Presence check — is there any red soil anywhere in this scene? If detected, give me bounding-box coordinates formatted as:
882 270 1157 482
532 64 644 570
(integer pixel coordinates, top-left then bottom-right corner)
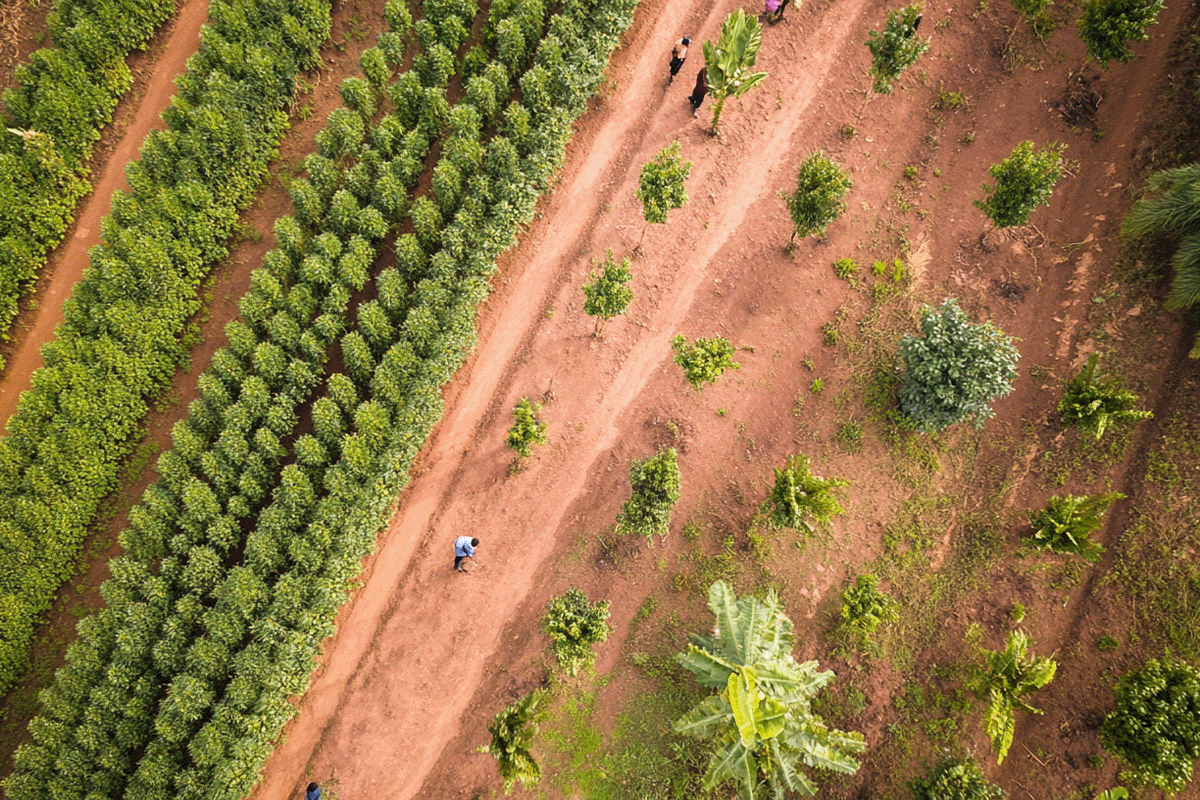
249 0 1195 799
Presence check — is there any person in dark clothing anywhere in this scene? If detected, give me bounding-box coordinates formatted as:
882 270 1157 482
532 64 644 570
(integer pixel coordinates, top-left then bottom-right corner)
305 783 321 800
908 13 923 34
688 66 708 116
668 37 690 83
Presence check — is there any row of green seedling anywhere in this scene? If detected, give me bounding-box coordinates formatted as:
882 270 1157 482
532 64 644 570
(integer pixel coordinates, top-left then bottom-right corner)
0 0 333 698
6 0 637 797
0 0 179 349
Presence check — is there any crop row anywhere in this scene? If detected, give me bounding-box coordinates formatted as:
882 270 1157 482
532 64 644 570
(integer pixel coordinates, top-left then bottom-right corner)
6 0 637 796
0 0 179 349
0 0 332 698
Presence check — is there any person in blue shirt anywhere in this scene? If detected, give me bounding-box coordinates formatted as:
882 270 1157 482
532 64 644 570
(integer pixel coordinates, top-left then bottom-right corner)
305 782 321 800
454 536 480 573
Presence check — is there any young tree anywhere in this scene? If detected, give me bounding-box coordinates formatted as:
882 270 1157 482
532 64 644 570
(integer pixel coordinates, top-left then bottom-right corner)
505 398 547 458
899 299 1020 432
1025 492 1125 562
1012 0 1055 37
1123 163 1200 357
702 9 768 137
975 141 1066 228
865 4 929 96
479 690 548 794
762 454 850 533
671 335 739 390
635 141 691 248
674 581 865 799
1058 353 1152 438
1078 0 1163 69
974 629 1057 764
911 758 1006 800
542 589 611 676
616 448 681 538
582 251 634 336
782 151 852 248
1101 659 1200 794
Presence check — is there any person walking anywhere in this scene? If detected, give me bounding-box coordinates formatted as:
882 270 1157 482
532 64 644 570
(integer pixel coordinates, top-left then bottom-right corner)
765 0 791 24
305 783 321 800
454 536 480 573
688 66 708 116
668 37 690 83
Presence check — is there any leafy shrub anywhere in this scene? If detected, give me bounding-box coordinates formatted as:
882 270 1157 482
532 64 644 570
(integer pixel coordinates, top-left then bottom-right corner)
505 398 547 458
582 250 633 335
479 689 548 793
839 573 897 635
975 141 1066 228
911 758 1006 800
973 629 1057 763
899 298 1019 432
1101 659 1200 794
1059 353 1152 438
671 334 739 390
1012 0 1055 35
836 420 863 452
617 448 681 538
635 140 691 226
865 4 929 94
542 588 611 675
762 454 849 532
1025 492 1124 562
1078 0 1164 68
782 151 852 244
833 257 858 280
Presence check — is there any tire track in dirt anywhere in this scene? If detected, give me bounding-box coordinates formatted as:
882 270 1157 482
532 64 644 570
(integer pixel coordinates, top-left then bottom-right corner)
248 0 877 797
0 0 209 429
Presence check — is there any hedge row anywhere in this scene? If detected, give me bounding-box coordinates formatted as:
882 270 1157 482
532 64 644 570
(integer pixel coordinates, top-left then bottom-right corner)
6 0 637 796
0 0 331 698
0 0 179 348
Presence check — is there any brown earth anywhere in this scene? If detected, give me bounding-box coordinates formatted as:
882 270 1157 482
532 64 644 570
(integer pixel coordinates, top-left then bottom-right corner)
1 0 1196 796
245 1 1197 799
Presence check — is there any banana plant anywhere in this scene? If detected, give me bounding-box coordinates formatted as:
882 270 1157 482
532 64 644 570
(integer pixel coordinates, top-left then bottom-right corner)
702 10 768 137
974 629 1057 763
674 581 864 799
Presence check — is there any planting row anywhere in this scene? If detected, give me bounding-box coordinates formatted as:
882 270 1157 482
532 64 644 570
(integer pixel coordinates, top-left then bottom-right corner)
0 0 332 697
0 0 178 348
7 0 637 797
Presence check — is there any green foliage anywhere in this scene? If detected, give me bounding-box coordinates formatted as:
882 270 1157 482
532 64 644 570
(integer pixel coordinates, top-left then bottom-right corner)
582 250 633 334
702 9 768 136
1078 0 1163 68
782 151 852 243
865 4 930 94
617 448 681 538
1012 0 1055 35
7 0 643 797
911 758 1006 800
899 298 1020 432
674 581 865 799
973 629 1057 763
839 573 897 635
506 398 548 458
975 141 1066 228
671 334 739 390
480 689 549 793
1101 659 1200 794
1122 163 1200 357
762 454 850 533
1026 492 1124 562
1059 354 1152 438
543 588 611 676
635 140 691 226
